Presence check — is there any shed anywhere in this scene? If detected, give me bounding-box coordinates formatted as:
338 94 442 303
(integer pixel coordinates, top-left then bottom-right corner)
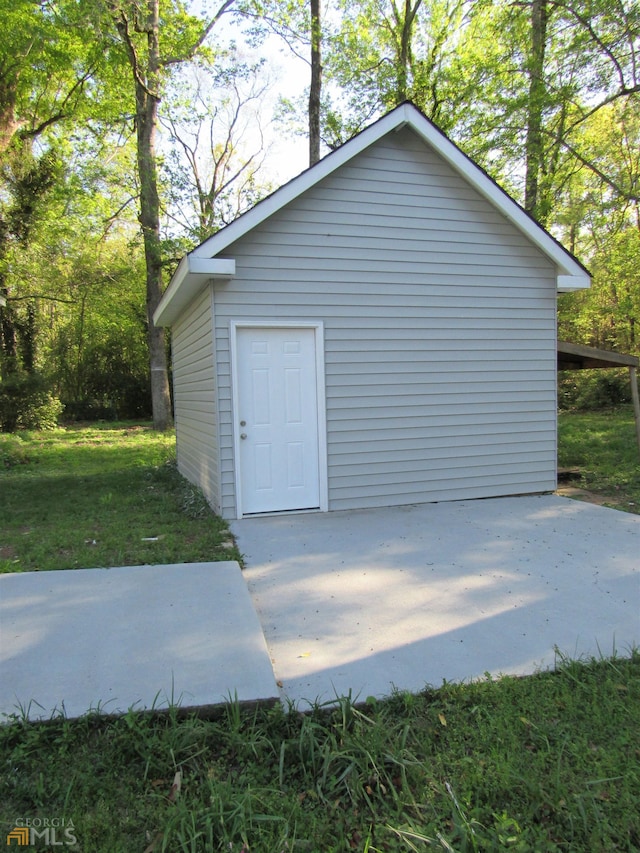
154 102 590 520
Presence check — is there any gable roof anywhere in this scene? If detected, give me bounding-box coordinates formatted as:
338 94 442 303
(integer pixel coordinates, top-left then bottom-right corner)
155 101 591 327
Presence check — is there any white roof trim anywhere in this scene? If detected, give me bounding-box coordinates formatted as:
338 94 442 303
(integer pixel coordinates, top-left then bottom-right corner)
153 257 235 327
191 108 410 261
557 274 591 292
156 102 590 325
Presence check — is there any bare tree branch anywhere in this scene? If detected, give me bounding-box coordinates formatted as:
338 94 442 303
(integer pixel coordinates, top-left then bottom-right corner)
16 68 95 142
547 0 632 92
163 0 237 66
563 85 640 138
6 294 76 304
106 2 157 99
546 130 640 201
233 7 311 65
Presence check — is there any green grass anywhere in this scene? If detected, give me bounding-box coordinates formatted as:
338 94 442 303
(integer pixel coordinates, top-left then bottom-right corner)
1 654 639 851
0 423 240 572
1 416 639 850
558 405 640 513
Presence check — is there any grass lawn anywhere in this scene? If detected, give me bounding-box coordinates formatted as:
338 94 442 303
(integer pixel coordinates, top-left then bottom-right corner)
1 414 639 851
1 657 638 851
0 423 241 572
558 405 640 513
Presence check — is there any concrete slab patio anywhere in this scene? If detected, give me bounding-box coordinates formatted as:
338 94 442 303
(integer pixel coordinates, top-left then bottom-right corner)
0 562 278 721
1 495 638 722
232 495 639 708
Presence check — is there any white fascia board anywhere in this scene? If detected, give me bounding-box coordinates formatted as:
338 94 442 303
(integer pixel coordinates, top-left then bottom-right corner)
557 274 591 292
191 108 410 261
401 108 591 285
190 102 589 289
153 256 235 327
188 257 235 277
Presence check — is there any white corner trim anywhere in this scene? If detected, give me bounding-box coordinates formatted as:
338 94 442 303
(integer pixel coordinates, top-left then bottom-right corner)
189 257 235 277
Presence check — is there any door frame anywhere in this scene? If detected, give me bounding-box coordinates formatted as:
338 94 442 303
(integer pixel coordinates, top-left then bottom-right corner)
230 320 328 518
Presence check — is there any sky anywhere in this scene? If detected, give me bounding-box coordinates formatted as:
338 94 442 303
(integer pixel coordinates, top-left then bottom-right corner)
214 13 312 186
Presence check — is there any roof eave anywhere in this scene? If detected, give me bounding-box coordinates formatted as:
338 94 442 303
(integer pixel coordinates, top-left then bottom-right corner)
153 257 235 327
191 103 590 289
557 274 591 292
159 102 591 322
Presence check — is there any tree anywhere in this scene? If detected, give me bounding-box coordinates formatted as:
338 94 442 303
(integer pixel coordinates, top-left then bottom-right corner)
104 0 236 430
44 238 150 419
161 58 273 243
557 100 640 356
523 0 549 218
457 0 639 224
0 0 104 390
309 0 322 164
237 0 325 166
320 0 467 146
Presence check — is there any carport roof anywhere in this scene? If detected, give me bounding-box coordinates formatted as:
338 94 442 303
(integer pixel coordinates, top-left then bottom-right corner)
558 340 639 370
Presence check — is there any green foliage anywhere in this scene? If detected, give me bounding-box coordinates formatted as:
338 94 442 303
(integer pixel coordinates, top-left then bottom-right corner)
61 337 151 421
328 0 468 131
0 432 29 467
0 371 63 432
8 233 151 421
1 655 638 851
558 369 635 411
559 223 640 358
0 0 140 403
0 0 638 440
557 406 640 509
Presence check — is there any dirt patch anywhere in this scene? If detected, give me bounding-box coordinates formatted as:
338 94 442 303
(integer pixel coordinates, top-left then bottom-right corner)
555 486 633 510
0 545 17 560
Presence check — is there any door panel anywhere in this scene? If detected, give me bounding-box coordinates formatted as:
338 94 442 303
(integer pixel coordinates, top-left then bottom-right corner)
236 327 320 514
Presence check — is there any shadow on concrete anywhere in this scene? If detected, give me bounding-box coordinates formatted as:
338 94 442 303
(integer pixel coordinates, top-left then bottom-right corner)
233 495 639 707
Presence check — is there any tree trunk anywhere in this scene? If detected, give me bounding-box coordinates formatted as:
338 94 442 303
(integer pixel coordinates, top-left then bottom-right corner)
309 0 322 166
139 0 172 430
0 286 18 379
116 0 172 430
524 0 548 223
137 76 172 430
392 0 423 104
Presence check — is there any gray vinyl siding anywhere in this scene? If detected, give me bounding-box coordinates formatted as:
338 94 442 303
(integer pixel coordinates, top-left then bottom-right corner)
211 127 558 517
171 287 221 512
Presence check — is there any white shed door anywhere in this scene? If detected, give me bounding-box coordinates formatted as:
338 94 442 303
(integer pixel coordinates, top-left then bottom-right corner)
236 326 320 515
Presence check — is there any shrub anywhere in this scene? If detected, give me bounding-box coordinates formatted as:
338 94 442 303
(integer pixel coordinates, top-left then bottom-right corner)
0 433 29 466
0 372 63 432
60 339 152 422
558 369 634 411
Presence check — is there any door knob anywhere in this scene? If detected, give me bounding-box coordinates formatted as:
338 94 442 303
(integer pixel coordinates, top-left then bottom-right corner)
240 433 247 440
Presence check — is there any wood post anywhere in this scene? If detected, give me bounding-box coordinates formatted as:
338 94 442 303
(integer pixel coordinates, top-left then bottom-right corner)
630 365 640 457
